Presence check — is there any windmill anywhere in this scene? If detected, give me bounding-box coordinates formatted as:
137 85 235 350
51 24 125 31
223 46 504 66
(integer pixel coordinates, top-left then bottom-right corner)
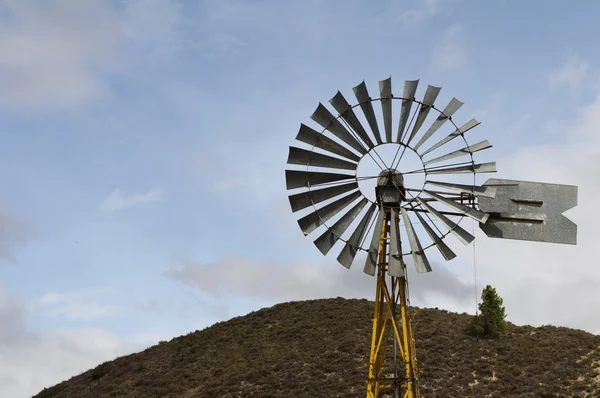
284 77 577 398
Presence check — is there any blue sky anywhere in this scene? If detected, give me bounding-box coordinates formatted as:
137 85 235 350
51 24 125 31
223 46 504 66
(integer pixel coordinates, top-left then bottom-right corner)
1 0 599 396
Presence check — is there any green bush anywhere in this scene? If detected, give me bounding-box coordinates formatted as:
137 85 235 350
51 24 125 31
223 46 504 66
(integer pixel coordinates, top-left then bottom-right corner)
469 285 507 338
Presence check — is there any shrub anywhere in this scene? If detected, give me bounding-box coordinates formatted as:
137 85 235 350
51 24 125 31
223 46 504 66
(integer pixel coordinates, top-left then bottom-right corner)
469 285 507 338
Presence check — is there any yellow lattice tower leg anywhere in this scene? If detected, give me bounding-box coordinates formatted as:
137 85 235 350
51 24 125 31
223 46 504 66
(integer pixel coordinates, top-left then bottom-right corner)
366 210 420 398
398 275 419 397
367 211 388 398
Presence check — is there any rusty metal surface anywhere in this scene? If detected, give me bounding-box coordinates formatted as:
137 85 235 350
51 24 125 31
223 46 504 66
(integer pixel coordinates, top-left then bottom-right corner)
478 179 578 245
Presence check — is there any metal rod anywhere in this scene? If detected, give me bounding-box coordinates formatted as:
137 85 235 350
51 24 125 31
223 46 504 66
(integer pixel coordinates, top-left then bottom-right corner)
394 103 420 168
392 273 399 398
406 187 475 197
403 160 473 175
391 101 420 170
339 116 387 171
404 189 447 236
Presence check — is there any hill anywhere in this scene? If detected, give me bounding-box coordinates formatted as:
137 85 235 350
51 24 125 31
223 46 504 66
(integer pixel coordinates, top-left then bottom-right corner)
35 298 600 397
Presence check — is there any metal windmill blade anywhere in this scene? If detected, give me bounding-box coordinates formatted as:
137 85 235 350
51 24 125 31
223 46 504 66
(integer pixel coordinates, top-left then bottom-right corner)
422 190 489 223
388 208 405 277
337 203 377 268
417 198 476 245
412 98 464 151
420 118 480 156
285 170 355 190
401 208 432 273
414 211 456 260
353 81 383 145
423 140 492 166
364 206 385 276
426 180 497 198
314 198 368 255
288 182 358 212
426 162 497 175
396 80 418 142
404 85 441 146
295 124 361 162
297 190 362 236
329 92 375 149
379 77 393 142
311 103 367 155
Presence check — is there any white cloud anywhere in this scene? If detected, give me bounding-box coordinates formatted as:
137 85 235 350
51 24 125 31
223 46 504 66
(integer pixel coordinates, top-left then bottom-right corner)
430 25 467 71
39 288 122 321
397 0 456 26
135 298 161 313
0 0 121 110
202 32 246 59
2 327 134 398
166 256 475 313
100 187 163 212
0 284 139 397
0 0 184 110
122 0 184 60
548 55 588 90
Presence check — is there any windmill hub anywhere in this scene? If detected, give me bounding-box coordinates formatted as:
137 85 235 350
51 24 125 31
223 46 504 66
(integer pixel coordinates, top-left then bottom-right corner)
355 143 424 203
376 168 406 206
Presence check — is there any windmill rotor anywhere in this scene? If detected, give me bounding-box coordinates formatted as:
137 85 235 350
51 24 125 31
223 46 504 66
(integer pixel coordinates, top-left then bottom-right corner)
286 77 497 271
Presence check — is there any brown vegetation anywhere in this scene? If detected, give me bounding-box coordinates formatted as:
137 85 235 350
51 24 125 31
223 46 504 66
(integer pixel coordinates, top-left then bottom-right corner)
35 298 600 397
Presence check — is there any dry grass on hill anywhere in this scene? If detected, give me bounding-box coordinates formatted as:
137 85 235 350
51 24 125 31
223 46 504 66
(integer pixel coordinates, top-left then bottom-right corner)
35 298 600 397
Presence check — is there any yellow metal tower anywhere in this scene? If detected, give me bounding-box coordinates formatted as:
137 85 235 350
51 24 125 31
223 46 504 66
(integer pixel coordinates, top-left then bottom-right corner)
366 210 419 398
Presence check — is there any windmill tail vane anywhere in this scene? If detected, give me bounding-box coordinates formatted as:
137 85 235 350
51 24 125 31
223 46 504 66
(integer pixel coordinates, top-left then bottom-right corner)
284 76 578 398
